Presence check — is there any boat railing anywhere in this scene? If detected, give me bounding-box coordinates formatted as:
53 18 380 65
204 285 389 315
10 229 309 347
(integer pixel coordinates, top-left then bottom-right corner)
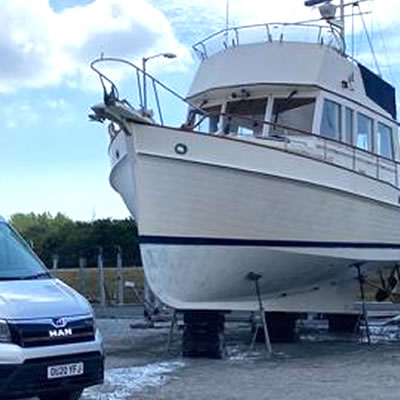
90 57 399 189
205 111 399 188
90 57 205 127
192 22 344 60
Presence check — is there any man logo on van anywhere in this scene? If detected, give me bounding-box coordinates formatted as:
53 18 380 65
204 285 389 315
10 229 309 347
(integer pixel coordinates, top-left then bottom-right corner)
52 317 68 328
49 328 73 338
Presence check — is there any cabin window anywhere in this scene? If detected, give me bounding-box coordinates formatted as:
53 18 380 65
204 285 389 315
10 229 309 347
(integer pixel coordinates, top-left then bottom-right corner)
320 99 341 140
271 97 315 135
356 113 373 151
344 107 353 144
376 122 394 159
189 105 221 134
224 98 268 136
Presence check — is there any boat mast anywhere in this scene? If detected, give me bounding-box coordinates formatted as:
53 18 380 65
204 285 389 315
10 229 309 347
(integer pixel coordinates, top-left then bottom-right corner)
226 0 230 32
224 0 230 46
340 0 345 43
305 0 346 52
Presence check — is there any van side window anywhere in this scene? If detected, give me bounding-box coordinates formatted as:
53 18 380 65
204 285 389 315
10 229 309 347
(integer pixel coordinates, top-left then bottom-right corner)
321 99 341 140
344 107 353 145
377 122 394 159
0 223 45 278
357 113 373 151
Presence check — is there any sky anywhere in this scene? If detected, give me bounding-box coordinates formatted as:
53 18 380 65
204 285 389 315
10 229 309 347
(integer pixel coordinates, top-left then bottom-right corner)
1 0 400 221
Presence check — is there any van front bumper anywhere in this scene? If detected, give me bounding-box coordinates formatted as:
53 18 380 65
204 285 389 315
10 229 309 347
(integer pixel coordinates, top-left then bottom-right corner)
0 350 104 399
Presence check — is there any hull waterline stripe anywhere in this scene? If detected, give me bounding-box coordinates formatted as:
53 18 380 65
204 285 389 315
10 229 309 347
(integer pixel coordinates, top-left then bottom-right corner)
139 236 400 249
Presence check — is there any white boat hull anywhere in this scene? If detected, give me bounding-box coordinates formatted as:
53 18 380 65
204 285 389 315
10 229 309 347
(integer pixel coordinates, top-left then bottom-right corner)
109 123 400 312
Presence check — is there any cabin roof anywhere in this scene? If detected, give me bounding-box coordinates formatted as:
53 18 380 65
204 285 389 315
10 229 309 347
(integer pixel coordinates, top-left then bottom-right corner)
187 40 395 121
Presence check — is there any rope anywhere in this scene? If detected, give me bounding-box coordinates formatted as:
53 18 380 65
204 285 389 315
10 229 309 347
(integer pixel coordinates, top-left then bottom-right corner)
358 3 382 77
371 0 398 87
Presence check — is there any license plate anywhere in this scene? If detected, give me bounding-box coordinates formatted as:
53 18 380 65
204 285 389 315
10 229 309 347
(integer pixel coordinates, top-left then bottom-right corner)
47 362 84 379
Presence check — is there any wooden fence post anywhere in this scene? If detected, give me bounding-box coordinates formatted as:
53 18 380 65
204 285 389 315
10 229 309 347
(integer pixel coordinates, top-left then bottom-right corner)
78 256 87 297
97 247 106 306
52 254 59 270
115 246 124 305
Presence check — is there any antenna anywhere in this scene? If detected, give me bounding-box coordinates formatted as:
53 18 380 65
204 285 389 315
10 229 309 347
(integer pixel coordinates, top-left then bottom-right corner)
305 0 344 51
224 0 230 46
226 0 230 32
357 2 382 76
340 0 345 38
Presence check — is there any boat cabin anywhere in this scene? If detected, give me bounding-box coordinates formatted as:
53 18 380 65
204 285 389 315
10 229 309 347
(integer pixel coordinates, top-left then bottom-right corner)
189 85 397 160
185 23 399 180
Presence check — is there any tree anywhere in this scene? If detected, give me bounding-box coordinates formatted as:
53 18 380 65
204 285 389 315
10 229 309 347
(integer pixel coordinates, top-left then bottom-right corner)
9 213 141 268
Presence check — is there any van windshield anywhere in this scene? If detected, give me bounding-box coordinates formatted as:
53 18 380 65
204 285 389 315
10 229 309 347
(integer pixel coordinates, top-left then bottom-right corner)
0 222 49 280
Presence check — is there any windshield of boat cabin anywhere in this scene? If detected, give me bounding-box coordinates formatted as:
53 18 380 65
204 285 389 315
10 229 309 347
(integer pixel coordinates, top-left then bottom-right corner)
193 105 222 134
224 98 268 136
0 222 48 280
271 97 315 135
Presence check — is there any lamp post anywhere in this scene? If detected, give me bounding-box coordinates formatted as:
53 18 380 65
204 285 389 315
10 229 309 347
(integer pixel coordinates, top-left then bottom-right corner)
142 52 177 111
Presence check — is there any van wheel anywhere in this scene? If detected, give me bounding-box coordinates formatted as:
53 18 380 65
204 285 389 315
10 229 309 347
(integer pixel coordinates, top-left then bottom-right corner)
39 389 83 400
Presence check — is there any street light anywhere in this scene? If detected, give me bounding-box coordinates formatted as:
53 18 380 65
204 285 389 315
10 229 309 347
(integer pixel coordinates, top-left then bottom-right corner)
142 52 177 111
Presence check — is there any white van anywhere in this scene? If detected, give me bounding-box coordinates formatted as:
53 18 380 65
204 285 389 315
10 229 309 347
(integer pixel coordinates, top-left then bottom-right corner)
0 216 104 400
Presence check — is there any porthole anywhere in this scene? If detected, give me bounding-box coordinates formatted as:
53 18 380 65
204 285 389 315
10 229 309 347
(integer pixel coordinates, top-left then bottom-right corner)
175 143 188 155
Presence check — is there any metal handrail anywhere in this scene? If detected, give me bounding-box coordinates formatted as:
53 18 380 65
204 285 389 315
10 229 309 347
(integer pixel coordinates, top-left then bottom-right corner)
192 21 344 60
205 110 389 160
203 111 399 186
90 57 206 124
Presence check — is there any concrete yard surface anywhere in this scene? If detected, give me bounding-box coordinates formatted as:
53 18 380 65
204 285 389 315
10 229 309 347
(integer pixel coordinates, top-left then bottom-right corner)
70 319 400 400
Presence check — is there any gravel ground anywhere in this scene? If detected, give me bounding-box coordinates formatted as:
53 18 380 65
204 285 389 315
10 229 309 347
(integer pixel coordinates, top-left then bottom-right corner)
73 318 400 400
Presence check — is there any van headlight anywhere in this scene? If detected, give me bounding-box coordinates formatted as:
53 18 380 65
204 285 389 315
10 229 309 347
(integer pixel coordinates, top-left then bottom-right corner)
0 319 11 343
82 317 96 334
86 304 97 332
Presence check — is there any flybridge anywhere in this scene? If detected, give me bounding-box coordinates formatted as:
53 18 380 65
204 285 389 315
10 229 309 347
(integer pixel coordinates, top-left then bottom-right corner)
193 0 371 61
192 22 344 61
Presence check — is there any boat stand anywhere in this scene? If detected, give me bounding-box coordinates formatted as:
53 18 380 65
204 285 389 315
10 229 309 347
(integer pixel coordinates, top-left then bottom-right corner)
182 311 226 358
167 310 226 358
353 263 371 344
247 272 272 356
165 309 178 354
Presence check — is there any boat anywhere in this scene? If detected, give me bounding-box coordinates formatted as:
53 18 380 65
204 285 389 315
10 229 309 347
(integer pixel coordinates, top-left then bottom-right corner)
90 0 400 315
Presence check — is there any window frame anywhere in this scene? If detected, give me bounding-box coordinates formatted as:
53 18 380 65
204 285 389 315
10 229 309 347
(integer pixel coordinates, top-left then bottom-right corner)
224 97 269 137
376 121 394 160
320 98 342 140
270 96 316 135
356 112 373 152
344 107 354 145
